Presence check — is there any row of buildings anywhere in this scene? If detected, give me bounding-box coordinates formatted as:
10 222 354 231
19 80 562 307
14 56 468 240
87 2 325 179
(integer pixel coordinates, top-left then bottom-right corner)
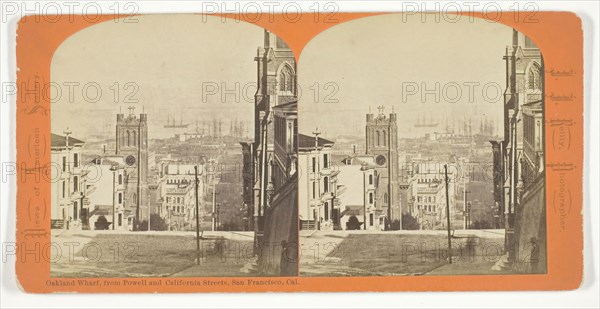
50 111 222 232
297 110 460 232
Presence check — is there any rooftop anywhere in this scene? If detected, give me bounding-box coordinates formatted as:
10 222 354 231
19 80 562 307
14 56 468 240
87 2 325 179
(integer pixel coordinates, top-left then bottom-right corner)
51 133 85 149
298 133 334 150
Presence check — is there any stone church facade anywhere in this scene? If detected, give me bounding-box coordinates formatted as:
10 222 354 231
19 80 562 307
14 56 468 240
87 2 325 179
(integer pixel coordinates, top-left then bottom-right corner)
115 110 149 230
365 107 400 229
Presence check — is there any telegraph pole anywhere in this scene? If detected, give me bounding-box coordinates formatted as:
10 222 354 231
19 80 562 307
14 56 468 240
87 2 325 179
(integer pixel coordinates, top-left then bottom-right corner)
444 164 452 264
211 160 217 232
194 165 200 265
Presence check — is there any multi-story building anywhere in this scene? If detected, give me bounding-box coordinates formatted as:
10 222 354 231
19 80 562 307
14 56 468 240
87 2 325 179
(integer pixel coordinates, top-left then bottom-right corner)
297 132 338 230
491 29 545 273
157 163 203 231
86 156 127 230
240 29 297 251
401 162 455 230
336 157 380 230
260 100 298 276
50 132 87 230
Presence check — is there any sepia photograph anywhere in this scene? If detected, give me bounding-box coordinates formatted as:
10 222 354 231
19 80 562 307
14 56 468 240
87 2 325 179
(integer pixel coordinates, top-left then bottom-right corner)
297 15 546 276
49 14 298 278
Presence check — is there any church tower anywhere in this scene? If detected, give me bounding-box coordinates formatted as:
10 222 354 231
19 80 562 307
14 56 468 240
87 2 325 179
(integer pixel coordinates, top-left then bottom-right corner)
115 107 148 229
365 106 400 229
242 30 296 250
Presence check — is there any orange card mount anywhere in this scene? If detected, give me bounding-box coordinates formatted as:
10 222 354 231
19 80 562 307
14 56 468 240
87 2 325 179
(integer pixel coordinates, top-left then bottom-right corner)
15 11 582 293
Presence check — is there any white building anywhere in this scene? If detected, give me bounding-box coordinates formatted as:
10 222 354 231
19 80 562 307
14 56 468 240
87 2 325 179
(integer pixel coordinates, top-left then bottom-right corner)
298 133 338 230
50 133 86 230
157 163 205 231
86 156 128 230
407 162 455 229
336 157 381 230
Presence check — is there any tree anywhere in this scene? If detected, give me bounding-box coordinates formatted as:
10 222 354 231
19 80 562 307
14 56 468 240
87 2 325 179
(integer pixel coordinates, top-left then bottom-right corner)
401 213 420 230
149 214 168 231
138 214 168 231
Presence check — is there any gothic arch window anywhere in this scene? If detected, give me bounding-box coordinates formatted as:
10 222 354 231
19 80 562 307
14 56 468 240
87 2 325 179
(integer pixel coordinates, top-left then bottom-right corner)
132 130 137 147
528 62 542 91
127 130 131 147
376 131 381 147
278 63 295 93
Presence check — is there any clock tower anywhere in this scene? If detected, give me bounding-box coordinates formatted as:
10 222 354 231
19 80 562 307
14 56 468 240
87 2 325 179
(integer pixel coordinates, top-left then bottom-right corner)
116 107 148 229
365 106 400 229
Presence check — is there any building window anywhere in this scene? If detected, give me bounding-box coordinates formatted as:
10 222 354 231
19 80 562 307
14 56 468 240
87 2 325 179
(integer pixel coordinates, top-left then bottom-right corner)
73 153 79 168
62 156 67 172
369 192 374 204
383 131 387 146
118 174 123 185
312 182 316 199
376 131 381 146
369 213 374 226
323 154 329 168
61 181 65 198
278 64 295 93
118 192 122 204
73 176 79 192
118 214 122 226
323 177 329 193
287 122 293 152
369 174 373 185
312 157 316 173
324 202 329 221
127 131 131 147
528 63 542 90
384 193 388 204
132 130 137 147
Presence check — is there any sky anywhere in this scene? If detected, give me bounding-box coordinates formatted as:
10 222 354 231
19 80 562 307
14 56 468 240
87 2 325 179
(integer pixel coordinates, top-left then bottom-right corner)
51 14 264 140
297 14 515 139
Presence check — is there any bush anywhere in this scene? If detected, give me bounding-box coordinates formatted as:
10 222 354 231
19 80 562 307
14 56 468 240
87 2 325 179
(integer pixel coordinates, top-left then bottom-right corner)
401 213 420 230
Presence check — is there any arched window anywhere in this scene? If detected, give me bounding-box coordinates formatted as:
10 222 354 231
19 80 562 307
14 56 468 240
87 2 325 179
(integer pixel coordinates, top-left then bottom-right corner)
127 131 131 147
323 176 329 193
528 62 542 91
118 174 122 185
376 131 381 146
382 131 387 146
369 192 374 204
369 174 373 185
132 130 137 147
278 64 295 93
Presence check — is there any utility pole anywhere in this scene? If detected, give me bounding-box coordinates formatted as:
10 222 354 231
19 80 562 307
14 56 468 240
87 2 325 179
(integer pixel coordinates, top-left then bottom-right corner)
195 165 200 265
211 160 217 232
444 164 452 264
110 165 118 230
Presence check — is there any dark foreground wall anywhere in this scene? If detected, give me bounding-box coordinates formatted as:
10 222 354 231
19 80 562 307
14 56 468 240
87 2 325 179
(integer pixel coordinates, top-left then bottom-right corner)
513 171 547 274
259 174 298 276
